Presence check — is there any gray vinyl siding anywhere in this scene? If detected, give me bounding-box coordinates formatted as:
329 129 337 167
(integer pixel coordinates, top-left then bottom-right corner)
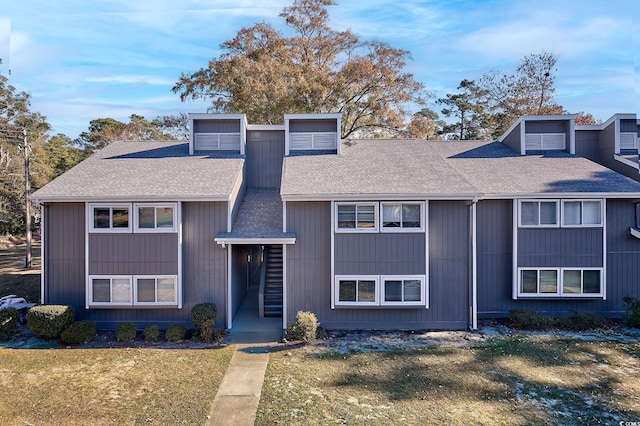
193 119 241 133
246 130 285 188
575 130 600 161
334 233 425 275
289 119 337 133
88 234 179 275
524 120 569 134
502 122 521 153
231 245 249 317
517 228 603 268
598 120 640 181
621 119 637 133
478 199 640 318
43 203 86 307
285 201 469 330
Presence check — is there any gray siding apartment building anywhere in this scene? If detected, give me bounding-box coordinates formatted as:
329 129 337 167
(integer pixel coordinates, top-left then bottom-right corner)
32 112 640 331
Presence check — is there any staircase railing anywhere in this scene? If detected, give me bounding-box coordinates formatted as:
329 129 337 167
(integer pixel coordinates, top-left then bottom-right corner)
258 247 268 318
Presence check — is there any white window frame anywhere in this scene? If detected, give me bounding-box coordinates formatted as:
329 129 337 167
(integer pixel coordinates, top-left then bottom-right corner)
518 199 559 228
88 275 179 307
517 267 603 298
133 275 178 306
560 199 604 228
88 275 133 306
380 202 425 233
335 275 379 306
335 202 379 233
88 203 132 233
133 203 178 233
380 275 426 306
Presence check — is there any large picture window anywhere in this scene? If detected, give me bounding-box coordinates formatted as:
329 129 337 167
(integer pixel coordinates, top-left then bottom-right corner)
335 275 426 307
518 268 602 297
89 204 131 232
89 275 178 307
381 202 424 232
519 199 604 228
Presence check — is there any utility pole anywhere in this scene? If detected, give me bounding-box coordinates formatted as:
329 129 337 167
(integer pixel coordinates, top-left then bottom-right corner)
23 128 32 268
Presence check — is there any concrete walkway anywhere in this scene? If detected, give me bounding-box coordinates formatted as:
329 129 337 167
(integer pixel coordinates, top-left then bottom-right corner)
207 288 282 425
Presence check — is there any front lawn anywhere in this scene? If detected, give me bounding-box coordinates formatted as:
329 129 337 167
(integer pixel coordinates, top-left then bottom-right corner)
0 346 234 425
257 335 640 425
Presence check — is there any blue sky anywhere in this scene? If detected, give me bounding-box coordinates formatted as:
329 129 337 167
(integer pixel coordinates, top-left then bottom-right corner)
1 0 638 139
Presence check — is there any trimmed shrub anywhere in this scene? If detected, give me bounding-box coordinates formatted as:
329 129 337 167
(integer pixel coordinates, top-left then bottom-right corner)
508 309 547 330
27 305 75 339
144 325 160 342
624 296 640 328
200 319 214 342
191 303 217 332
568 312 608 331
166 324 186 342
0 307 19 339
115 322 137 342
60 320 97 345
289 311 319 345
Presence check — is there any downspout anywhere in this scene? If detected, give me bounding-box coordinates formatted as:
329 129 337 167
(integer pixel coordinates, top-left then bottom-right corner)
469 197 478 330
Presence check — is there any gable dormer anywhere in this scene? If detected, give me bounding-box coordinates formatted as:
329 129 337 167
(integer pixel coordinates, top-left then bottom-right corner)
284 113 342 155
189 113 247 155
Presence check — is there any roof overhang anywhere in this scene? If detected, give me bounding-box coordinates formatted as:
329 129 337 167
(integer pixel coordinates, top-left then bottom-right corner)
214 236 297 247
281 192 640 202
30 195 231 204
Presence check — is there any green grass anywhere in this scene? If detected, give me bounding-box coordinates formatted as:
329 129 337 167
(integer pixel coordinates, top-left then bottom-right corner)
0 346 234 425
256 336 640 425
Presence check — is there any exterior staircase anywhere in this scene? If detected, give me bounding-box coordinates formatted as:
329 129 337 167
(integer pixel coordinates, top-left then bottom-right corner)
259 245 283 317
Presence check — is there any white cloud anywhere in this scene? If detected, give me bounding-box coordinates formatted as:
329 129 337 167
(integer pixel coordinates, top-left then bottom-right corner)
85 75 175 86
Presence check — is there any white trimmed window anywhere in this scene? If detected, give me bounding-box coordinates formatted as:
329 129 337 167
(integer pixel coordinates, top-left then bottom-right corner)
134 203 177 232
335 203 378 232
518 268 603 297
381 275 426 306
89 204 131 232
519 200 559 227
89 275 178 307
381 202 425 232
335 275 427 307
561 200 603 227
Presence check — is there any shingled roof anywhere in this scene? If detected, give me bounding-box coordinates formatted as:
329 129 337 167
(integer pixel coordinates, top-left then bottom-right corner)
281 140 640 200
32 141 244 202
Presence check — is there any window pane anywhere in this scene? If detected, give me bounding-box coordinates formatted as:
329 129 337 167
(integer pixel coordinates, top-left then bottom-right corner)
112 279 131 303
92 279 111 302
521 270 538 293
383 205 401 228
112 208 129 228
94 208 110 229
339 280 356 301
138 207 155 229
582 201 601 225
337 205 356 228
540 270 558 293
384 280 402 301
539 202 557 225
583 270 601 293
358 280 376 302
356 205 375 228
137 278 156 302
156 207 174 228
563 202 581 225
403 279 422 301
402 204 421 228
563 270 582 294
521 202 538 226
157 278 176 302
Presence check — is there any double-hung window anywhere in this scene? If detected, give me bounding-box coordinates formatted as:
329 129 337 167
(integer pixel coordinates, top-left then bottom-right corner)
134 203 177 232
335 275 426 307
519 200 559 227
89 275 178 307
561 200 602 227
518 268 602 297
336 203 378 232
381 202 424 232
89 204 131 232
